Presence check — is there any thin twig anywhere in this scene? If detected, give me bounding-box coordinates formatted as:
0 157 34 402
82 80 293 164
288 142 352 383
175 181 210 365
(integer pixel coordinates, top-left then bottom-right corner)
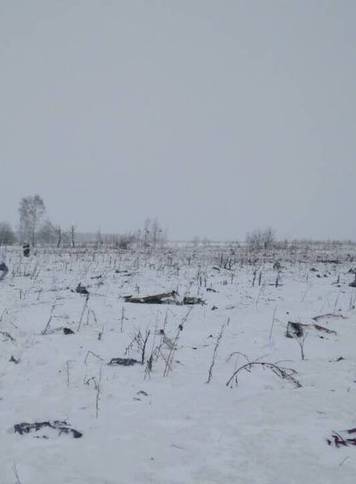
77 294 90 332
226 361 301 388
206 318 228 384
12 463 22 484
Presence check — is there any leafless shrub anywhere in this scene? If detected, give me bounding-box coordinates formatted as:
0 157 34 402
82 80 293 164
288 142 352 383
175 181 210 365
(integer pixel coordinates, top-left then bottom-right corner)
125 329 151 364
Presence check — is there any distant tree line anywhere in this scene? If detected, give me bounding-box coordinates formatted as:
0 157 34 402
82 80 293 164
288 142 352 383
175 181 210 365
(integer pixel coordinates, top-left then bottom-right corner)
0 194 285 250
0 194 167 249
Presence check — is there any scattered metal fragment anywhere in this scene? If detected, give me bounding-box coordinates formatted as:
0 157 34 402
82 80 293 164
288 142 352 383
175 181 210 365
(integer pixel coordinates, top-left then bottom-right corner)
107 357 141 366
327 428 356 448
14 420 82 439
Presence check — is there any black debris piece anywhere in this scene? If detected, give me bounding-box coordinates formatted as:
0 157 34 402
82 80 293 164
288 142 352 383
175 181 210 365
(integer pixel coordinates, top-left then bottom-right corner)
286 321 337 338
327 428 356 448
107 357 141 366
313 324 337 335
124 291 177 304
286 322 307 338
182 296 206 305
14 420 82 439
76 283 89 295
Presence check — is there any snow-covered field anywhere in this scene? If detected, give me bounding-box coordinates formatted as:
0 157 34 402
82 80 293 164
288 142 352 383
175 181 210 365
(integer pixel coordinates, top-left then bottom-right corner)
1 243 356 484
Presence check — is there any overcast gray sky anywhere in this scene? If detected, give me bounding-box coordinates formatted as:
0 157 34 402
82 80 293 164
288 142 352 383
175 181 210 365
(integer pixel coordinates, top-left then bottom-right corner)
0 1 355 240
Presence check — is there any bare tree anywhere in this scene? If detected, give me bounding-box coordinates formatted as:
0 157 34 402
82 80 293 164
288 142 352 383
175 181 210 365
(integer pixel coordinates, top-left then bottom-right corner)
70 225 76 248
151 218 161 248
37 219 58 245
0 222 17 245
246 227 276 250
18 194 46 246
56 225 62 248
143 218 151 248
37 221 51 245
141 217 166 248
95 228 103 248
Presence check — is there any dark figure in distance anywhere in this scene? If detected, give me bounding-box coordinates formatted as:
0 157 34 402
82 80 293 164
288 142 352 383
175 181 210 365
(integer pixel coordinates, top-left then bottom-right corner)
23 242 30 257
0 247 9 281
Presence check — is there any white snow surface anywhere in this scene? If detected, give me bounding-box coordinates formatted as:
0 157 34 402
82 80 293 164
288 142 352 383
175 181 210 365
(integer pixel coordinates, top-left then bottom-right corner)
1 244 356 484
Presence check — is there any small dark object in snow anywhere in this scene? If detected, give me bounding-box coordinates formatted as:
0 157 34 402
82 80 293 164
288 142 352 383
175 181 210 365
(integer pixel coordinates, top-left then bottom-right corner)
183 296 206 305
336 357 345 362
63 327 74 335
349 277 356 288
286 322 307 338
206 288 217 293
178 324 183 331
14 420 82 439
9 355 19 364
211 306 218 311
159 329 165 335
90 274 102 279
107 357 141 366
137 390 148 397
327 428 356 448
76 283 89 295
310 267 318 272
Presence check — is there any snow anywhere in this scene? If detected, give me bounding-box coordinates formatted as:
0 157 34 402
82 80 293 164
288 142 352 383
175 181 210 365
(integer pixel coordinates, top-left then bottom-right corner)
1 244 356 483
